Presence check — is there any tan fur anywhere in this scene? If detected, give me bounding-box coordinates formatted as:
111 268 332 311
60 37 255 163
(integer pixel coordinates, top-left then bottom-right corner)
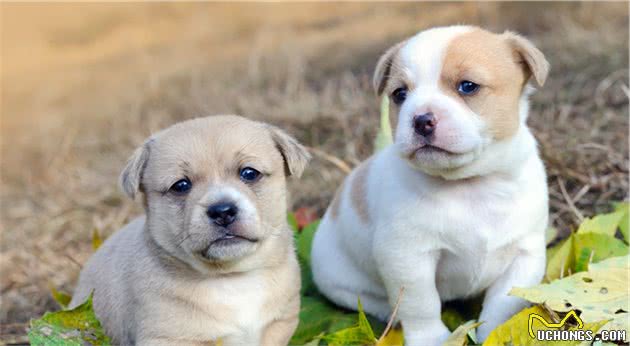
71 115 309 345
504 31 550 87
350 158 373 223
440 29 536 139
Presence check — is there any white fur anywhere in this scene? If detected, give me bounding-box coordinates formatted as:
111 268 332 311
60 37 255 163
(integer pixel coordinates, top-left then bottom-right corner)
311 26 549 345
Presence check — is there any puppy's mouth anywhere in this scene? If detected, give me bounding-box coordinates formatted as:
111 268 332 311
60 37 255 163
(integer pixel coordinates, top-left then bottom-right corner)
410 144 458 158
210 233 259 247
196 231 259 262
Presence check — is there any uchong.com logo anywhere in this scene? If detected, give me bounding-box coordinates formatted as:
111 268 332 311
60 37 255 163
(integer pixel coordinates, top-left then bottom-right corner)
528 310 626 343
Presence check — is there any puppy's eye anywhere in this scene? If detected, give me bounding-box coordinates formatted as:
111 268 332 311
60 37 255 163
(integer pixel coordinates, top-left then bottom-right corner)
457 80 480 95
240 167 261 183
391 87 408 105
170 178 192 194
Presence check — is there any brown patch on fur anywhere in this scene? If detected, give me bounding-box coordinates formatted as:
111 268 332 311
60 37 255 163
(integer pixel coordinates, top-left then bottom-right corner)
440 29 548 140
373 40 407 96
350 158 373 224
329 180 346 220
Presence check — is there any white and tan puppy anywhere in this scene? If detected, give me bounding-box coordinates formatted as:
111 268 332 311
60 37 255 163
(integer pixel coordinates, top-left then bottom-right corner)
311 26 549 345
70 115 309 346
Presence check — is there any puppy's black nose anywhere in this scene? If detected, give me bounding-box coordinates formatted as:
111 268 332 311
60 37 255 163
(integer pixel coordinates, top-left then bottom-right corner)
414 113 437 137
207 202 238 226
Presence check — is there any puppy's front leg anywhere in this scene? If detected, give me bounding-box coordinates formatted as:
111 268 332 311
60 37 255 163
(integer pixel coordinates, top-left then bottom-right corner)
375 248 449 346
477 250 545 340
261 294 300 346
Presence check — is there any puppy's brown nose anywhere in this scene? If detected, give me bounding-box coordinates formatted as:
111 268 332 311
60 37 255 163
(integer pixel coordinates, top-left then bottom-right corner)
207 202 238 227
414 113 437 137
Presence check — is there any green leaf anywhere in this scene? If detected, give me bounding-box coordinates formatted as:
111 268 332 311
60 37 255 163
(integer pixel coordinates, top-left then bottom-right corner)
49 285 72 309
577 211 625 237
613 202 629 242
28 293 111 346
545 229 628 281
443 320 482 346
323 298 376 346
290 296 356 345
297 220 320 265
511 255 630 341
288 213 299 233
572 232 628 270
545 234 576 282
357 299 376 341
374 95 393 152
294 220 321 296
442 308 467 332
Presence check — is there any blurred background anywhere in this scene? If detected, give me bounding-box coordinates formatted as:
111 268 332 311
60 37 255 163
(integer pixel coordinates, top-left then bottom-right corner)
1 2 628 343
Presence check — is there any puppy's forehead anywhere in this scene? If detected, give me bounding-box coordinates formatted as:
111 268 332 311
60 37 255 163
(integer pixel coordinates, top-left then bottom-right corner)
399 26 474 84
149 116 280 170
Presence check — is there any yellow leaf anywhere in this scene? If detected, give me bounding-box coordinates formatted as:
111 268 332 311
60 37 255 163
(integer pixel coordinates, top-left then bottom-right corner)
483 306 607 346
48 284 72 309
92 228 103 251
511 255 629 342
443 320 482 346
376 327 403 346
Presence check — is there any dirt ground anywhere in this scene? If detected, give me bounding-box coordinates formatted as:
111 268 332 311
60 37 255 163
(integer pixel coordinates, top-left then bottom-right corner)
1 2 628 343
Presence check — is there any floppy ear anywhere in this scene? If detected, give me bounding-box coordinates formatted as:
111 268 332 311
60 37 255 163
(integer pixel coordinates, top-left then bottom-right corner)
267 125 311 178
504 31 550 87
373 40 406 96
119 141 151 199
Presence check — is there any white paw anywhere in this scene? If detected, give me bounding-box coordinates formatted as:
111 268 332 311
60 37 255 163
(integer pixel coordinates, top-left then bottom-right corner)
404 322 450 346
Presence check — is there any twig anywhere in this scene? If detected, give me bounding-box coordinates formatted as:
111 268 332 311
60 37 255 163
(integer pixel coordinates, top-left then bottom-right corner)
378 286 405 342
307 146 353 174
557 177 584 223
64 254 82 268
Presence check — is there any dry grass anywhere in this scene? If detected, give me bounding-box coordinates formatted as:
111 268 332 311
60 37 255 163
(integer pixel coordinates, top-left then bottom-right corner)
1 2 628 343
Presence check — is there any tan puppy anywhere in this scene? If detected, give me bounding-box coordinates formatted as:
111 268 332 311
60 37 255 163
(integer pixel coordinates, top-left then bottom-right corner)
312 26 549 345
70 115 310 346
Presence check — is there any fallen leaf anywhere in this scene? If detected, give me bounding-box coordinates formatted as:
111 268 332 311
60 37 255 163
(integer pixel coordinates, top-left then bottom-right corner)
572 233 628 271
290 296 356 345
323 298 376 346
546 227 559 245
28 292 111 346
288 213 299 233
92 228 103 251
374 95 393 152
376 327 403 346
546 235 575 282
511 255 629 342
577 210 625 237
482 305 607 346
443 320 482 346
297 220 320 266
49 285 71 310
613 202 629 243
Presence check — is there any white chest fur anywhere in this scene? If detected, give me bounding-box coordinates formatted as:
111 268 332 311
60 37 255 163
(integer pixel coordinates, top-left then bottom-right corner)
370 144 548 297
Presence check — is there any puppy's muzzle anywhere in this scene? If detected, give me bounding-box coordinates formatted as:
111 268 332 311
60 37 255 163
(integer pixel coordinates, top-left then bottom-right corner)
207 201 238 227
413 112 437 137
